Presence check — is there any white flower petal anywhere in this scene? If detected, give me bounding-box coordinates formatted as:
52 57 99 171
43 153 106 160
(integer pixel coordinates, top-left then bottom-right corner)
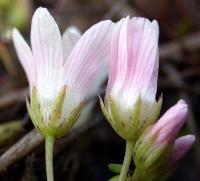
62 26 81 61
12 28 34 85
31 7 63 68
65 20 113 99
61 20 114 121
30 7 65 120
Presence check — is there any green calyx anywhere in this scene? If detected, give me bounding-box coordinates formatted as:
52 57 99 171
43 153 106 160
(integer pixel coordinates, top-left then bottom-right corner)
133 128 172 172
131 167 162 181
99 95 141 141
140 95 163 130
99 95 162 143
27 86 83 138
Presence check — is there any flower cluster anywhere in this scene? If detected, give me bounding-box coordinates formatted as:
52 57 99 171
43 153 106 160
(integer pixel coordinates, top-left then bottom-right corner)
12 7 195 181
133 100 195 180
100 17 195 180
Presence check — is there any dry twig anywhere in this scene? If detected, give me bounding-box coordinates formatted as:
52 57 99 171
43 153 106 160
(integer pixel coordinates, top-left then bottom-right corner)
0 129 43 171
160 31 200 60
0 114 102 172
0 88 28 110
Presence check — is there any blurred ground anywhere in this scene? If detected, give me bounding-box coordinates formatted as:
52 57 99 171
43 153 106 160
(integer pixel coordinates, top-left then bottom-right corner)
0 0 199 180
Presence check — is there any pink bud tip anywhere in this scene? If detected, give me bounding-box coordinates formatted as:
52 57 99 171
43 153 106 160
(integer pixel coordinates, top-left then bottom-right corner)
169 135 195 166
150 99 188 145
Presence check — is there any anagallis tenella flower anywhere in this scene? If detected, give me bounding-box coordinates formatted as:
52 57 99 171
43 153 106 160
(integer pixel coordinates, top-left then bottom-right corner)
13 7 114 181
132 100 195 180
100 17 162 141
12 7 114 138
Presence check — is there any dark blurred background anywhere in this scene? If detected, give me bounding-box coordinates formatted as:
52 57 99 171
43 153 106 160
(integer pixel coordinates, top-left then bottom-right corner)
0 0 199 180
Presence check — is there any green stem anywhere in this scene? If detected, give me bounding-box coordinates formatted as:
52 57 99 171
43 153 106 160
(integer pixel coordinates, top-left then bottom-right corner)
119 141 133 181
45 135 54 181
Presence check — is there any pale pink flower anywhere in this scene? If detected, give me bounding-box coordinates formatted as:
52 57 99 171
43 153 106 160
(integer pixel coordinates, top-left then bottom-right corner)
107 17 159 122
101 17 160 140
12 7 113 134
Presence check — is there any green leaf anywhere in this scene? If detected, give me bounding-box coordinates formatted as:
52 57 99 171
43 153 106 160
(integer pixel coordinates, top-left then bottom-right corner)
108 175 119 181
108 175 131 181
108 164 122 174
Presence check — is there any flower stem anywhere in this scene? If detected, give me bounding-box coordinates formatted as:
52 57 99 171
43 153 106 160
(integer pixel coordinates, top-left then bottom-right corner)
119 141 133 181
45 135 54 181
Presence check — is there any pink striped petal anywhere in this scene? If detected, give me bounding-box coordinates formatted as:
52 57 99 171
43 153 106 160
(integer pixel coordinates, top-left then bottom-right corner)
108 17 159 112
62 26 81 61
64 20 114 100
74 65 107 128
60 20 114 121
12 28 34 86
107 17 128 96
125 19 159 101
169 135 195 166
31 7 63 68
151 100 188 145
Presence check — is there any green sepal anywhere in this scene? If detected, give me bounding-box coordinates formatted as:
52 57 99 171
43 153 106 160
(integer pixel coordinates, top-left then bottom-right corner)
30 86 43 126
26 88 44 133
100 95 142 141
127 95 141 141
42 102 83 138
108 96 124 130
107 96 127 139
99 96 113 125
49 86 67 125
26 98 35 124
58 102 83 137
133 161 175 181
142 143 169 170
134 129 170 171
133 129 155 166
144 95 163 128
108 164 122 174
132 167 162 181
27 86 83 138
100 95 127 139
135 95 163 139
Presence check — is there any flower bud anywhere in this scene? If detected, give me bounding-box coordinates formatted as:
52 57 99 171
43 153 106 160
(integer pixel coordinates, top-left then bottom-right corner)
169 134 195 167
132 100 195 179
